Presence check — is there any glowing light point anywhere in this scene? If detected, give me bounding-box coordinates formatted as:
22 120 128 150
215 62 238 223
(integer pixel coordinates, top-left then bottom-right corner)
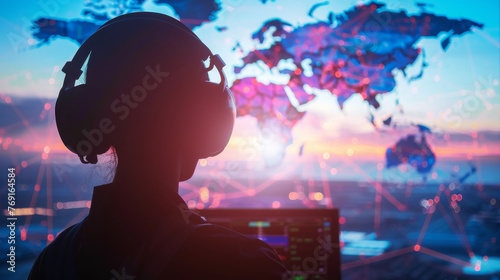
272 201 280 208
47 234 54 242
414 245 421 251
44 103 51 110
200 187 209 203
314 192 324 201
187 200 196 209
34 184 41 192
339 217 346 224
323 152 330 160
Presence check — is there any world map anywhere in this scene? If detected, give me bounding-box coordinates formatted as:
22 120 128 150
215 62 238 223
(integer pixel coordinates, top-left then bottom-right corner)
30 0 483 173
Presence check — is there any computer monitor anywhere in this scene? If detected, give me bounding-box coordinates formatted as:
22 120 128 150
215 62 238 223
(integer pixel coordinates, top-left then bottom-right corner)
197 208 341 280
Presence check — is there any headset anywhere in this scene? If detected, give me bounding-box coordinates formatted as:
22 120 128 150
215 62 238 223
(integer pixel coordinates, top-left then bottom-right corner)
55 12 236 164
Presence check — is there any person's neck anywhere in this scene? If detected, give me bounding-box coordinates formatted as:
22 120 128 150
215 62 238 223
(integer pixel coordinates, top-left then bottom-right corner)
112 149 181 195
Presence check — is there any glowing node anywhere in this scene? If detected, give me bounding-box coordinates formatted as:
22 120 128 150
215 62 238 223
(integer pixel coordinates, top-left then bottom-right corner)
47 234 54 242
21 161 27 168
200 187 209 203
5 97 11 103
330 168 337 175
308 193 315 200
323 152 330 160
187 200 196 209
44 103 51 110
44 146 50 153
34 184 41 192
414 245 421 251
314 192 324 201
272 201 280 208
56 202 63 209
42 153 48 160
346 148 354 157
199 159 207 166
49 78 55 85
289 192 298 200
339 217 346 225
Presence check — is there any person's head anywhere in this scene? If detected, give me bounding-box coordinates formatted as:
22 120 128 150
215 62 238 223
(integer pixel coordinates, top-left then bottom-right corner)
55 12 236 182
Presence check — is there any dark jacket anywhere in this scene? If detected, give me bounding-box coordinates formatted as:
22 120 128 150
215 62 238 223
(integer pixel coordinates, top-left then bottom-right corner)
28 183 288 280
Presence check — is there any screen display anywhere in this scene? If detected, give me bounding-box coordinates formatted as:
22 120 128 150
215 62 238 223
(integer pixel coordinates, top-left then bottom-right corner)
198 209 341 280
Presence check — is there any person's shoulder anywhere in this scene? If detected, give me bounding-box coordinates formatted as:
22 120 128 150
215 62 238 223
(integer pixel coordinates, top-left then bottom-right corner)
27 223 81 280
169 223 288 280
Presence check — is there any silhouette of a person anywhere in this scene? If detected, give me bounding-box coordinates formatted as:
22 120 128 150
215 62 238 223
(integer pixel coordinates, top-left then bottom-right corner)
28 12 288 280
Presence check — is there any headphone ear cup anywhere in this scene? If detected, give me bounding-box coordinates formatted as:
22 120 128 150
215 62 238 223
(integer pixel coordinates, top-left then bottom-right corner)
55 85 111 157
182 82 235 158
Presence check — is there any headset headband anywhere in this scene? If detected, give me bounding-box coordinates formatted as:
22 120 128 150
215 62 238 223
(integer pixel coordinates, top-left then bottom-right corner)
61 12 228 92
